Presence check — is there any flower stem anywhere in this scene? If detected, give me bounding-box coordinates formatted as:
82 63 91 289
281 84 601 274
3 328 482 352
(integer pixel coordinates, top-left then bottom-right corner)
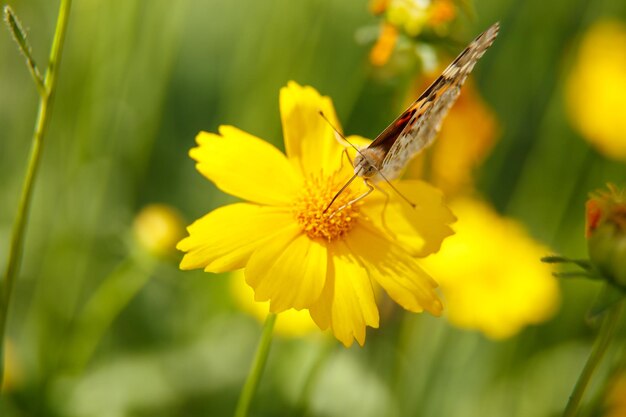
293 337 335 416
65 254 156 372
562 299 624 417
0 0 72 391
234 313 277 417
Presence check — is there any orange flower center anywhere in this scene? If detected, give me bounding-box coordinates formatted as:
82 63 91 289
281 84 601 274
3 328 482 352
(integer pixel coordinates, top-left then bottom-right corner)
293 173 362 241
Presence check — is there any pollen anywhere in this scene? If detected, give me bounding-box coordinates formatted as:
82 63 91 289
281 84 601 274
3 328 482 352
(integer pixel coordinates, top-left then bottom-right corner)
293 174 362 241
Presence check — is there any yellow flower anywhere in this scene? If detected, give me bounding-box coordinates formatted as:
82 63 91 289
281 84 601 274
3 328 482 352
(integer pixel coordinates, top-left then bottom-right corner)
177 81 455 346
407 76 499 195
133 204 186 258
422 198 560 339
230 269 319 338
566 20 626 161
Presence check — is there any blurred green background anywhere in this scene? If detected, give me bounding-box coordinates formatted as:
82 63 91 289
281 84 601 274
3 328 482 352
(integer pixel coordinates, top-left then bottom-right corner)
1 0 626 416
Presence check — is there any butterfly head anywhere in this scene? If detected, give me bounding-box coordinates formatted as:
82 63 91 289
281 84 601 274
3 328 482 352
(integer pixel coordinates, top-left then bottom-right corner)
353 148 384 179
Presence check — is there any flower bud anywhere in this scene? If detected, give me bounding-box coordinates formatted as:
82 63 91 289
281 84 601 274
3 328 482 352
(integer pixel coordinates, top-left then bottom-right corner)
586 184 626 288
133 204 185 258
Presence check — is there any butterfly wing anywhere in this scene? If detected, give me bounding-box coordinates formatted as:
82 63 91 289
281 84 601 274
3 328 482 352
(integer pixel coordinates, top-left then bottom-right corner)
377 22 500 180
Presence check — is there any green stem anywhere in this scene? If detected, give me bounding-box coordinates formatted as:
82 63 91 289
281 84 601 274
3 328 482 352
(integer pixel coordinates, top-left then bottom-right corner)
293 337 335 417
562 300 624 417
234 313 277 417
65 254 156 372
0 0 72 391
391 311 414 394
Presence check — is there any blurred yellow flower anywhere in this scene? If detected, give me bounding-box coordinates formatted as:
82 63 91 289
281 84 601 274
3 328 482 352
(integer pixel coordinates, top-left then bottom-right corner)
605 371 626 417
566 20 626 161
2 340 21 392
133 204 186 258
407 75 499 195
369 0 456 66
177 81 455 346
230 269 319 337
422 198 560 339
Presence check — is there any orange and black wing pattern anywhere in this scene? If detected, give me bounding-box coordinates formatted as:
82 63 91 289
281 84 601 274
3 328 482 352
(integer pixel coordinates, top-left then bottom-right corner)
369 22 500 180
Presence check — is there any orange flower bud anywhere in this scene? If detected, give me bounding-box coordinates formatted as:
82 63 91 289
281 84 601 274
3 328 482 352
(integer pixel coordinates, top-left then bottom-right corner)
585 199 602 238
586 184 626 288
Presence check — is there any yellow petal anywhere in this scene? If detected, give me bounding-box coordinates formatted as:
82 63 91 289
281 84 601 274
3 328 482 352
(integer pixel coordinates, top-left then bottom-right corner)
177 203 293 272
229 270 319 338
345 135 372 149
346 223 443 315
245 228 328 312
362 180 455 256
191 126 302 205
279 81 345 176
308 276 333 331
319 241 379 347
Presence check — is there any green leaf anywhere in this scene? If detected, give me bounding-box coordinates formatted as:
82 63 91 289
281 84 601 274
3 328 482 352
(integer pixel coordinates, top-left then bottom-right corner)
553 271 600 279
542 255 594 271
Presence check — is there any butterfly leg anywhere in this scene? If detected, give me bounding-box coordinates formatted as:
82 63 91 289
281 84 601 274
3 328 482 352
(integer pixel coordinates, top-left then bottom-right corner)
339 147 354 170
327 179 374 219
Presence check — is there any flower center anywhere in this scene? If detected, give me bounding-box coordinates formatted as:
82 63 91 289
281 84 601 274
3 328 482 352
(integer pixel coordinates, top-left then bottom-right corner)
293 173 362 241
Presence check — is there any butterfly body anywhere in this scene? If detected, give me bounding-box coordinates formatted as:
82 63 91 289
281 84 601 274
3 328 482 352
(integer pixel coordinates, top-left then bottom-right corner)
354 22 500 183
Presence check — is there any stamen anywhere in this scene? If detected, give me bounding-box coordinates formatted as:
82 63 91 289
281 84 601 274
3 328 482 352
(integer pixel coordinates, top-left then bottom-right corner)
293 173 362 241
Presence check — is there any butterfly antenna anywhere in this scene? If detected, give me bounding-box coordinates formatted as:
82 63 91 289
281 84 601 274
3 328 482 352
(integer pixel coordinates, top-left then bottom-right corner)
377 171 417 208
318 111 362 152
323 173 359 213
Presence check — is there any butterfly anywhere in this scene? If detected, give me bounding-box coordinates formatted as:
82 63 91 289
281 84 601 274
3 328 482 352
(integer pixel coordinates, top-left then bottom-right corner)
324 22 500 213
